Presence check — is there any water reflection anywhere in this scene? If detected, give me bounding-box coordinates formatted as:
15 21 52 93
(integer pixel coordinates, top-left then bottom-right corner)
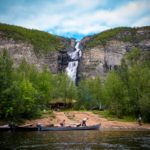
0 131 150 150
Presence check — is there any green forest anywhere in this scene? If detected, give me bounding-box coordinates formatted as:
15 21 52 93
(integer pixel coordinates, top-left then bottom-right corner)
0 48 150 122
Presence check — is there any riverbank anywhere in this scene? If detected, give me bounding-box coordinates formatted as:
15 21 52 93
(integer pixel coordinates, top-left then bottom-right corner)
19 111 150 131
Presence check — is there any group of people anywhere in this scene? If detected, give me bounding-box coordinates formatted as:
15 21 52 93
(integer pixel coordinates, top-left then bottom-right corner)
60 115 143 127
60 117 88 127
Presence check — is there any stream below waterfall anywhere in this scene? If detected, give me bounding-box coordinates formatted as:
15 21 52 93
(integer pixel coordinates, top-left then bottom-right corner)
66 42 81 83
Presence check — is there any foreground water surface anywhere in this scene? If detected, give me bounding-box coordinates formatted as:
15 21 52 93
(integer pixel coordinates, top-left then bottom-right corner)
0 130 150 150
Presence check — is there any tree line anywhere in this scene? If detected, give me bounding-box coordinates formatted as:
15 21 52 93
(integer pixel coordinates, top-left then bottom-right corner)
0 48 149 122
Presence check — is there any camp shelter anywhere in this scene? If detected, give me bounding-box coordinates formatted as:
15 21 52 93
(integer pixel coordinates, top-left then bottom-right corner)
49 98 76 110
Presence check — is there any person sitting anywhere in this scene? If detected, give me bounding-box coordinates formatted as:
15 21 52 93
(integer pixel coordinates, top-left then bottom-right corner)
81 118 88 126
76 123 81 127
60 119 65 127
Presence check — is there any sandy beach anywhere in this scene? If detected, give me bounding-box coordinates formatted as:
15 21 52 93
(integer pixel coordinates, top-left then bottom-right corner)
23 111 150 131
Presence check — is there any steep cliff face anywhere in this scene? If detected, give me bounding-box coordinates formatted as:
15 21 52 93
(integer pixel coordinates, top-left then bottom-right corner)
79 27 150 79
0 24 150 77
0 24 72 73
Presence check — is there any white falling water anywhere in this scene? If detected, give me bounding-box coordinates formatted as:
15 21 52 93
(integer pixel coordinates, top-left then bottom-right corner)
66 42 82 83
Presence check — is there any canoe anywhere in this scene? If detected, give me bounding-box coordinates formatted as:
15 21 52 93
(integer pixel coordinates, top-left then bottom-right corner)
0 125 38 132
38 124 100 131
0 125 10 131
15 126 38 131
0 124 100 132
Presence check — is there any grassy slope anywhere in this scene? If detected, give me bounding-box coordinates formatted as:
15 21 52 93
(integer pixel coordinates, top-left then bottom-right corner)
0 23 70 54
85 26 150 48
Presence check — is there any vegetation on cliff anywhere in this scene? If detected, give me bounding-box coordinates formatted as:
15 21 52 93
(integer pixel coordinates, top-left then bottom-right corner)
0 23 70 54
85 26 150 48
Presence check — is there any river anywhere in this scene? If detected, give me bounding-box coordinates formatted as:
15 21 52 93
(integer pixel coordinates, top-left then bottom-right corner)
0 130 150 150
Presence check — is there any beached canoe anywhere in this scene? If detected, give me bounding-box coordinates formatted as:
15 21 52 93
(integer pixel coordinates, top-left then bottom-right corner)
0 124 100 132
0 125 10 131
38 124 100 131
15 126 38 131
0 124 38 132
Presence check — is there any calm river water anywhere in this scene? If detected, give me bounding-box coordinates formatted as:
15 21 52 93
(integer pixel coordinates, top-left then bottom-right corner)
0 130 150 150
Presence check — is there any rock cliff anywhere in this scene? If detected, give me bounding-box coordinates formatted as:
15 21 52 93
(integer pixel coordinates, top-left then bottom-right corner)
0 23 72 73
79 27 150 79
0 24 149 78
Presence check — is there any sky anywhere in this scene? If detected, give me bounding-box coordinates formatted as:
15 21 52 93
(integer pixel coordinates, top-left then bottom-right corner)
0 0 150 40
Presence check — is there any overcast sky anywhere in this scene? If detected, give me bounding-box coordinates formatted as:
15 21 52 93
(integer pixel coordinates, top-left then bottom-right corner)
0 0 150 40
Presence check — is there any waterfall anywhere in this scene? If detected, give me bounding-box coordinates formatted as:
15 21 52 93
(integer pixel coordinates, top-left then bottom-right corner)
66 42 82 83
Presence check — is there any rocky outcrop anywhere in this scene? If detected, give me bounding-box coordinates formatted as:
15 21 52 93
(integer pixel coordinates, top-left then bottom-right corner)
0 24 149 78
58 50 69 72
79 27 150 79
0 37 71 73
0 23 73 73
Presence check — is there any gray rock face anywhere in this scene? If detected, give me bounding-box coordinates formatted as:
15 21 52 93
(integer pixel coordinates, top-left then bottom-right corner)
0 37 69 73
58 51 69 72
0 27 149 78
79 29 150 79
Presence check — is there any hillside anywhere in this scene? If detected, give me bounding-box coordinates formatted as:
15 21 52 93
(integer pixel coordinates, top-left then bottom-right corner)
0 24 149 77
82 26 150 48
79 26 150 79
0 23 72 73
0 23 71 54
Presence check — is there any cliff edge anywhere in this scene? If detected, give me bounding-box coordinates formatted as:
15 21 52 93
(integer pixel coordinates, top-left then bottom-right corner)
79 27 150 79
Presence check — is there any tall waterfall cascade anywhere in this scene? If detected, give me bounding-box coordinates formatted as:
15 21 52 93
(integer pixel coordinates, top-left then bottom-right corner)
66 42 82 83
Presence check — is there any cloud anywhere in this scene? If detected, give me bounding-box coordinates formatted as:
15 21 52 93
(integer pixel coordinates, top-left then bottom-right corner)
132 16 150 26
0 0 150 39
